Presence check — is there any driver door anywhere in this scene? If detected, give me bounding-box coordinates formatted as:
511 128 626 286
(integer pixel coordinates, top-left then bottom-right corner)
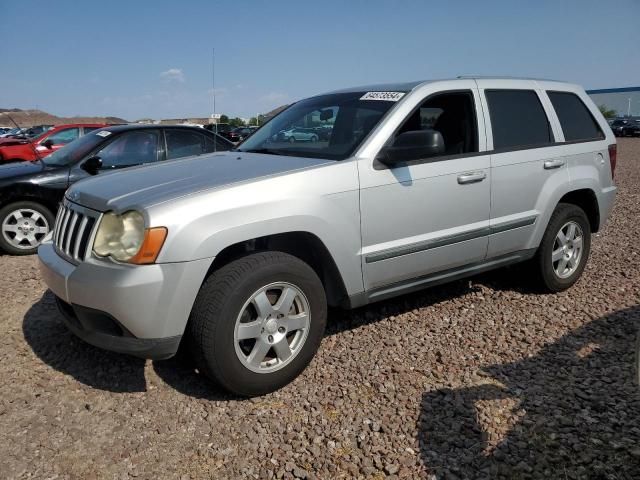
359 85 491 292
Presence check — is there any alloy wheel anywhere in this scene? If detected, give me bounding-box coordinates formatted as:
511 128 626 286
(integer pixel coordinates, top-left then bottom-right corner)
233 282 311 374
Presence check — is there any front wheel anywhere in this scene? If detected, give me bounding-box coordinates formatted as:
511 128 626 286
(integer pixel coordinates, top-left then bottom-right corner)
187 251 327 396
533 203 591 292
0 201 55 255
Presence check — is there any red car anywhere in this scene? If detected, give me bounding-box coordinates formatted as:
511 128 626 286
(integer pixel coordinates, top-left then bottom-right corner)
0 124 108 162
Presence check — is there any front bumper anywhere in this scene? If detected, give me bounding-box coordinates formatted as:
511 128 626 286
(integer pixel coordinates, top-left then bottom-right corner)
55 296 181 360
38 240 212 359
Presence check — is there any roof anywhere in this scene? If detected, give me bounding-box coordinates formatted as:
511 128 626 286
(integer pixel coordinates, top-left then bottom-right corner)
324 76 570 95
101 124 208 133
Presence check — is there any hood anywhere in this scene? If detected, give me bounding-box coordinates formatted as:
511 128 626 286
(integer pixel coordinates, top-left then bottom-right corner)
0 159 46 181
66 151 333 212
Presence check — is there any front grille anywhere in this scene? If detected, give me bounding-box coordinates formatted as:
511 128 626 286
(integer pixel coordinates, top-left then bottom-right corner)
53 201 99 263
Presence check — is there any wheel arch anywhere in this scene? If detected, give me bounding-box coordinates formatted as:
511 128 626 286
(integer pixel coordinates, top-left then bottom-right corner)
0 189 59 217
557 188 600 233
204 231 350 308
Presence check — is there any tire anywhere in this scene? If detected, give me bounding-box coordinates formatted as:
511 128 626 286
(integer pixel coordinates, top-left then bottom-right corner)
0 201 55 255
187 251 327 396
288 137 296 143
310 135 318 143
532 203 591 292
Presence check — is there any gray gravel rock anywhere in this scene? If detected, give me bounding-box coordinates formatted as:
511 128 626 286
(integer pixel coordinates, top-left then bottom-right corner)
0 139 639 479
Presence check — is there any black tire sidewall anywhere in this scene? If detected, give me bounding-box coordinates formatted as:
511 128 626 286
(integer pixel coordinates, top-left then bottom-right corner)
0 201 55 255
537 204 591 292
193 253 327 396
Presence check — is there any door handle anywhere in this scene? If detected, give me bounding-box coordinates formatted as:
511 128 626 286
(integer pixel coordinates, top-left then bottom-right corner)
457 171 487 184
544 159 565 170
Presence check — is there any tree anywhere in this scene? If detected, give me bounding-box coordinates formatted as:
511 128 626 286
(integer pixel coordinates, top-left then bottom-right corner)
219 114 229 124
229 117 245 127
598 105 617 119
249 117 258 126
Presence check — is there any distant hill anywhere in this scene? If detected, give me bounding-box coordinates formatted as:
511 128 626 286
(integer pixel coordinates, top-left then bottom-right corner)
0 108 127 127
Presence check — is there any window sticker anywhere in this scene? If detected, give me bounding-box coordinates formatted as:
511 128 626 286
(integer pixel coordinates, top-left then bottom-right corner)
95 131 112 138
360 91 406 102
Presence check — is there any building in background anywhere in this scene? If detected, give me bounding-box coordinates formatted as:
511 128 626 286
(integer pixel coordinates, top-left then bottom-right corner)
587 86 640 118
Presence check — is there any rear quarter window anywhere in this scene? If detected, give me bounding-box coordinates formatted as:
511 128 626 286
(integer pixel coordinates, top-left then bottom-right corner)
485 89 553 150
547 91 604 142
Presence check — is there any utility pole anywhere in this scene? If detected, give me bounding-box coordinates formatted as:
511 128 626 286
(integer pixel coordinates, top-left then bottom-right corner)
628 98 631 117
212 48 216 125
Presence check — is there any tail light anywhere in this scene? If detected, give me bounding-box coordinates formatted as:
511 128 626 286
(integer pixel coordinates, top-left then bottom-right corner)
608 144 617 179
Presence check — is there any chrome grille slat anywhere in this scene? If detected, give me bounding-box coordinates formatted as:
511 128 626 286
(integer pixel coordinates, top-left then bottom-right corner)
53 206 63 243
64 212 78 254
73 216 88 259
52 201 99 263
58 208 72 249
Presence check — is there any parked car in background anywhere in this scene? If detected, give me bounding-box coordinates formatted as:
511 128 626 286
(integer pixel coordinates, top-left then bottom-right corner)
21 125 54 138
314 125 333 141
616 120 640 137
610 118 640 137
227 126 258 143
0 124 232 254
0 123 107 163
37 77 616 396
203 123 232 137
0 127 13 135
0 127 26 138
274 127 319 143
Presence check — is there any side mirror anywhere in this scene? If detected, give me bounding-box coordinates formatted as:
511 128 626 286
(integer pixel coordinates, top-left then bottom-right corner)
42 139 54 149
81 156 102 174
378 129 445 166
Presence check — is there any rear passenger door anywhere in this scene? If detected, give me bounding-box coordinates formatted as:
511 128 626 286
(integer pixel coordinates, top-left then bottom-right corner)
164 129 206 160
478 81 568 258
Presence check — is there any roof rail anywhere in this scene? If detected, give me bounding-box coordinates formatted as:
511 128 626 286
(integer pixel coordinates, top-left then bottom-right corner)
456 75 566 82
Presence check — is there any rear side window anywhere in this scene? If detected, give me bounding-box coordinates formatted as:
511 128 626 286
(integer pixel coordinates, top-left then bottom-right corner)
547 91 604 142
165 130 205 159
485 90 552 150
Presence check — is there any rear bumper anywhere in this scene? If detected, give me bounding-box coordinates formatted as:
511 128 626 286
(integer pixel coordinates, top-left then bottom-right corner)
55 296 181 359
598 185 617 231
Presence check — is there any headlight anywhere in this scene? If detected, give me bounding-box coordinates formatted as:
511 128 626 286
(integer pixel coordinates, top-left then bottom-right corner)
93 211 145 262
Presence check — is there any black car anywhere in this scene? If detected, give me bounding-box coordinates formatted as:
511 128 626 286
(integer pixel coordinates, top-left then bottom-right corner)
0 124 232 255
610 119 640 137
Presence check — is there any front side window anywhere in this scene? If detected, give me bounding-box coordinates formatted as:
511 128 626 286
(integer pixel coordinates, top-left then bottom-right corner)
237 91 401 160
485 90 552 150
547 91 604 142
97 130 159 168
394 91 478 157
165 130 205 159
46 127 80 145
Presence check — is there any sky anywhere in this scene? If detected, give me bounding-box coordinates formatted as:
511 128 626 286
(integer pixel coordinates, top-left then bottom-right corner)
1 0 638 121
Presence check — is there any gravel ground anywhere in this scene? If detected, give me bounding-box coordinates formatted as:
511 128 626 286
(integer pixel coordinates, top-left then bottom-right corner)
1 139 639 480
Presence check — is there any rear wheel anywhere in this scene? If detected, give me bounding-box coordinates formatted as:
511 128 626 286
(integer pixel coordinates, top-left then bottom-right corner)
533 203 591 292
188 251 327 396
0 201 54 255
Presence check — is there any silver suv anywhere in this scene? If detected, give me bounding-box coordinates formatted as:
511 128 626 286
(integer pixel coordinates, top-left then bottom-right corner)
38 78 617 396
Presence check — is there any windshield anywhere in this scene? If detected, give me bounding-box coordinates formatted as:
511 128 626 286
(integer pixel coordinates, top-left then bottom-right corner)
237 91 402 160
43 130 110 166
